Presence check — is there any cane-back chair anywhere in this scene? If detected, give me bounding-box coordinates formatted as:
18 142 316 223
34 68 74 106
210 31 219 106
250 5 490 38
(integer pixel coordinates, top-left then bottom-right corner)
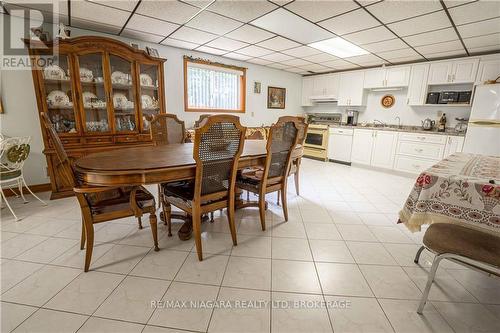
194 114 211 128
236 119 300 230
41 113 159 272
162 115 246 261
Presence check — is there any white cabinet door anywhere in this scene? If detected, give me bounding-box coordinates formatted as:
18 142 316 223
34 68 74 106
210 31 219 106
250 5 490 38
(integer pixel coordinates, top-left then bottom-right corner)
452 58 479 83
351 129 374 165
475 59 500 84
386 66 410 87
301 77 314 106
371 131 398 169
325 74 340 97
364 68 385 88
337 72 352 106
443 136 465 157
407 64 429 105
312 76 328 96
348 71 366 106
428 61 453 84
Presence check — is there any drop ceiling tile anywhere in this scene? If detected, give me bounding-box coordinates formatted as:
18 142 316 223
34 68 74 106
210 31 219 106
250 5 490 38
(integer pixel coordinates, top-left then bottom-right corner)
469 45 500 54
345 54 385 66
126 14 179 36
205 37 249 52
5 2 69 24
196 45 227 55
362 39 408 53
269 0 294 6
267 63 290 70
247 58 274 65
359 0 384 6
252 8 334 44
426 50 467 59
161 38 200 50
298 63 331 72
72 18 123 34
207 0 278 23
169 26 218 44
377 48 420 60
303 53 340 63
463 33 500 48
449 0 500 25
365 0 442 24
319 9 381 35
121 29 164 43
182 0 212 8
186 11 243 35
322 59 361 69
389 55 425 63
403 27 459 47
457 17 500 38
443 0 477 9
285 67 308 74
87 0 139 12
282 46 323 57
260 52 294 62
256 36 301 51
135 0 201 25
388 11 451 37
343 26 396 45
71 0 130 28
237 45 274 57
415 40 465 56
284 0 359 23
282 58 314 67
223 52 252 61
225 25 275 44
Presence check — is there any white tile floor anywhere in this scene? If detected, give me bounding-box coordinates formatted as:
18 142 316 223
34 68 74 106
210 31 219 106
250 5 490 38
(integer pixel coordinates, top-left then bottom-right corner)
1 159 500 333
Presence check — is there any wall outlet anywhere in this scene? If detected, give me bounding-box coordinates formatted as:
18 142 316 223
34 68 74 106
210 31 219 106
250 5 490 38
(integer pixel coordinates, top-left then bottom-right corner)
251 111 255 117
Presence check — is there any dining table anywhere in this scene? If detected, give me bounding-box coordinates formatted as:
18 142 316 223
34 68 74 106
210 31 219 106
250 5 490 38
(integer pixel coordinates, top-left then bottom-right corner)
399 152 500 236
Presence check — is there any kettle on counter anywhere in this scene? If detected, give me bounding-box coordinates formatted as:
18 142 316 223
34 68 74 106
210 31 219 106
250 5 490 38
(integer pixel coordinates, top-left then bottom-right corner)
421 118 435 130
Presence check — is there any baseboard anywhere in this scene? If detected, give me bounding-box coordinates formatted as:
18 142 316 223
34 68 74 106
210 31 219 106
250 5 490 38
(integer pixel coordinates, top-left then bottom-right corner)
3 183 52 197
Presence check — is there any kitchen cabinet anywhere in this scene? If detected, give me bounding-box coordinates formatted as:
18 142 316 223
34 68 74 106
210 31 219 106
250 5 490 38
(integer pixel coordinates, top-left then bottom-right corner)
407 64 429 105
301 77 314 106
428 59 479 84
351 129 374 164
312 74 339 97
476 59 500 84
338 71 365 106
328 127 353 163
363 66 410 88
371 131 398 169
443 135 464 157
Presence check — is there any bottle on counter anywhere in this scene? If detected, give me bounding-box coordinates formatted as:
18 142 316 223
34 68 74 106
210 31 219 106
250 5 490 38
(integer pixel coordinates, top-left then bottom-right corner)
438 113 447 132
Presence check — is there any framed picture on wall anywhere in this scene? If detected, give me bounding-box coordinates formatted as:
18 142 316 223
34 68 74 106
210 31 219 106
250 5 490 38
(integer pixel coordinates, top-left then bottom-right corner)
267 86 286 109
253 81 261 94
146 47 159 57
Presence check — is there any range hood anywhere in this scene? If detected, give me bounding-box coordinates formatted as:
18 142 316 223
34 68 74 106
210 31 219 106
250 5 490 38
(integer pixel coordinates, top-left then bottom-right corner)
309 95 338 103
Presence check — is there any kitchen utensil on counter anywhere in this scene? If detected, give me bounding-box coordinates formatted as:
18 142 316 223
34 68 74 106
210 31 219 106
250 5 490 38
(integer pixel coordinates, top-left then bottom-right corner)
421 118 435 130
455 118 468 133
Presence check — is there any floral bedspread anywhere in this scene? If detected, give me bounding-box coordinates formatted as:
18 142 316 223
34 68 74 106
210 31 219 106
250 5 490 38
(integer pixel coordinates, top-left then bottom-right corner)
399 153 500 235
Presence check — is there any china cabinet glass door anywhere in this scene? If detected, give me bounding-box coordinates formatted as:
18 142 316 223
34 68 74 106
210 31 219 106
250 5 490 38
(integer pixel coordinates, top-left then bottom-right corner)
108 54 138 133
138 63 161 132
41 53 79 135
75 52 111 134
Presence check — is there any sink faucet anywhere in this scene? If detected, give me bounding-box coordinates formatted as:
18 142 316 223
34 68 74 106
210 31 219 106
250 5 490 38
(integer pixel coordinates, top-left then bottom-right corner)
395 116 401 128
373 119 386 127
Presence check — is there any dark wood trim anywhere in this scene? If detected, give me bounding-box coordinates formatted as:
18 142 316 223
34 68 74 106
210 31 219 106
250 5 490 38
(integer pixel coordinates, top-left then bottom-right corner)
4 183 51 197
183 57 246 114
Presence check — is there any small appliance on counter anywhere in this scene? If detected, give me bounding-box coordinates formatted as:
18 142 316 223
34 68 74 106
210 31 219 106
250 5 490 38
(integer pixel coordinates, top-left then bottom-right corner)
454 118 468 133
346 110 359 126
421 118 435 130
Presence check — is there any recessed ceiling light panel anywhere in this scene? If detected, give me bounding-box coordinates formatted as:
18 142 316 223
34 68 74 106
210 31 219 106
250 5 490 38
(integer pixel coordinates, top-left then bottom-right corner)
308 37 369 58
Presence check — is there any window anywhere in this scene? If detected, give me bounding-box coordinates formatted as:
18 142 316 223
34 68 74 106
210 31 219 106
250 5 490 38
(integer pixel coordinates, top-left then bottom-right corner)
184 57 246 113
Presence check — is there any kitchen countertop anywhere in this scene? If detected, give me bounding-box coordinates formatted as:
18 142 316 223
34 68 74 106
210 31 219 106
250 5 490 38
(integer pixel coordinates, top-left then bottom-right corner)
328 123 466 136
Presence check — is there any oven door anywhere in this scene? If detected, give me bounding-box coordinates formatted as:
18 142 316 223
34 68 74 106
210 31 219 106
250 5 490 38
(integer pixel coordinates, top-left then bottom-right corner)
304 129 327 149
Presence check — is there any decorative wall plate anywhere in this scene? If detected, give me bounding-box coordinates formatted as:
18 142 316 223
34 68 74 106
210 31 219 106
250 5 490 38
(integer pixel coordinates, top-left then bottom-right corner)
47 90 70 107
140 73 153 87
44 65 66 80
79 67 93 82
381 94 395 108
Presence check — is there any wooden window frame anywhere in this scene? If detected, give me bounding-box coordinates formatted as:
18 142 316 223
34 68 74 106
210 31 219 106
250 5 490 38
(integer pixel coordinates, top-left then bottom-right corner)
183 57 246 113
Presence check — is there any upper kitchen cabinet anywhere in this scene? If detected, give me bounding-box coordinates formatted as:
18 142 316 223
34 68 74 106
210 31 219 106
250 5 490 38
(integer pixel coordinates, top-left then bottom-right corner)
363 66 410 88
312 74 340 97
338 71 365 106
428 58 479 84
407 64 430 105
476 59 500 84
301 77 314 106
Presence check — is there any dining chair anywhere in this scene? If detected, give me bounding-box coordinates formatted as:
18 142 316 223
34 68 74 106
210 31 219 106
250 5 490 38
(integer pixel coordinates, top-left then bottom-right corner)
0 136 47 220
162 115 246 261
194 114 211 128
41 112 159 272
414 223 500 313
236 119 300 230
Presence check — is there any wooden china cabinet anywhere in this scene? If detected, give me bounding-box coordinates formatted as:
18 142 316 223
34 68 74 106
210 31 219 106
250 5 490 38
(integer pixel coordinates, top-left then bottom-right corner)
25 36 166 199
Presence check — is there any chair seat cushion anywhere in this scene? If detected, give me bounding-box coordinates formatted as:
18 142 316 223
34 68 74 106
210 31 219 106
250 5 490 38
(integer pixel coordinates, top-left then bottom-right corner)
236 168 263 190
423 223 500 268
163 180 195 201
0 168 21 181
89 186 154 215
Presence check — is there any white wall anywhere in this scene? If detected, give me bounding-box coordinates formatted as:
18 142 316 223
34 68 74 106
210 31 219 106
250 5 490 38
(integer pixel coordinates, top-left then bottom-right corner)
0 15 303 186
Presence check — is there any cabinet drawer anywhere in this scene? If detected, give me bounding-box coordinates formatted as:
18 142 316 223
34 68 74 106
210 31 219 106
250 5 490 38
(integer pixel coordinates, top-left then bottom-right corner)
84 136 113 145
398 141 444 159
115 136 139 143
398 132 447 144
394 155 438 174
329 127 353 135
50 137 81 147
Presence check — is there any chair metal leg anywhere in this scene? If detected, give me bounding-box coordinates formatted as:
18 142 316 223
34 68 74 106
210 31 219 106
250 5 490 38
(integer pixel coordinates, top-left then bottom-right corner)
414 245 426 264
18 179 27 203
21 176 47 206
417 254 444 314
0 188 19 221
